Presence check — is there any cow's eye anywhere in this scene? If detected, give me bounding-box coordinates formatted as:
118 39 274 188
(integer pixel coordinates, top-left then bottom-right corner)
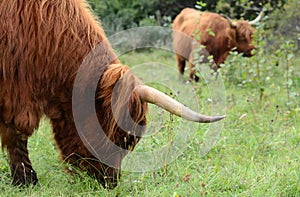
239 37 247 42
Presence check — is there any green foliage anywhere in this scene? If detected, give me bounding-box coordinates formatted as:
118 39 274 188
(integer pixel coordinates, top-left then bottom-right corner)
195 1 207 10
87 0 290 36
215 0 285 20
87 0 178 34
265 0 300 48
88 0 152 33
220 20 298 109
275 40 296 107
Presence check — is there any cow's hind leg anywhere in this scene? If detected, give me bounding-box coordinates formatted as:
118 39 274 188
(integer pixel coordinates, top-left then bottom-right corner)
176 54 186 75
0 123 38 186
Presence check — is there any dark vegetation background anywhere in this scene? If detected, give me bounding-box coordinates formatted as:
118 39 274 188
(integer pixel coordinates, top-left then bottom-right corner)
87 0 299 49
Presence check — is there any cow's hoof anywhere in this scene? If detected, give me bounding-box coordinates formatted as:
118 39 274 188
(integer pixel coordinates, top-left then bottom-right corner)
11 166 38 186
103 178 118 189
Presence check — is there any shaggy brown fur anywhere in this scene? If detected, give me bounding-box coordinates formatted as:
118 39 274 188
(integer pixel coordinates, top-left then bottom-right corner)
0 0 147 188
173 8 256 81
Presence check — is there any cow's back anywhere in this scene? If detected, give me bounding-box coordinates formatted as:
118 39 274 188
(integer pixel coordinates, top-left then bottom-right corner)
173 8 237 66
0 0 118 132
173 8 202 36
173 8 233 45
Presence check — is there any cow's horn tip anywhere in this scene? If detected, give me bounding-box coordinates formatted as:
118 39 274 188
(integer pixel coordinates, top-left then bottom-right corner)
210 115 226 122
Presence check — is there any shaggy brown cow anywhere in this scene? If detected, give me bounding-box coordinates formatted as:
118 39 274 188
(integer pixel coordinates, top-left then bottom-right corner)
173 8 262 81
0 0 225 188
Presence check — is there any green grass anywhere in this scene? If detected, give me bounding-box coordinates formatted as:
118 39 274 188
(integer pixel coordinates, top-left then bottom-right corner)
0 49 299 196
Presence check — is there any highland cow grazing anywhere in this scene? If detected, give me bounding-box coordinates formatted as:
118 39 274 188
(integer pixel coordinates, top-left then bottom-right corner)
173 8 263 81
0 0 225 188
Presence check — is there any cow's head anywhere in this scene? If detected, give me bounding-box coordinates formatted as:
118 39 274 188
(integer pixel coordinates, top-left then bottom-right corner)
93 64 225 188
225 11 263 57
234 21 255 57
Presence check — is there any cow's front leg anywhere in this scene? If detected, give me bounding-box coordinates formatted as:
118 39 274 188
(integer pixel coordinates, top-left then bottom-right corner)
189 62 199 82
3 127 38 186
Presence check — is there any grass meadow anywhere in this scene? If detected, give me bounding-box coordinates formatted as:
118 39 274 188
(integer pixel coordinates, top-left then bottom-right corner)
0 45 299 196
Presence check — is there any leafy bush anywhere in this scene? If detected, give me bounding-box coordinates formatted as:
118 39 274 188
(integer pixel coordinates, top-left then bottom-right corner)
265 0 300 50
87 0 287 35
88 0 176 34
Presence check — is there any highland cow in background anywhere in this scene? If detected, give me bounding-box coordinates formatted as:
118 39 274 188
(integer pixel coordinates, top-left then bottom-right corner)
173 8 263 81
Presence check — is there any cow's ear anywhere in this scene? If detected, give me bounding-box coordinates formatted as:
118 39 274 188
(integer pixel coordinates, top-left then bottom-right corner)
228 21 237 29
225 28 236 49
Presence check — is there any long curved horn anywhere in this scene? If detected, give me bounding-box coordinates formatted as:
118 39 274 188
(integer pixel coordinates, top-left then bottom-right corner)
249 10 264 25
221 14 237 28
134 85 226 123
